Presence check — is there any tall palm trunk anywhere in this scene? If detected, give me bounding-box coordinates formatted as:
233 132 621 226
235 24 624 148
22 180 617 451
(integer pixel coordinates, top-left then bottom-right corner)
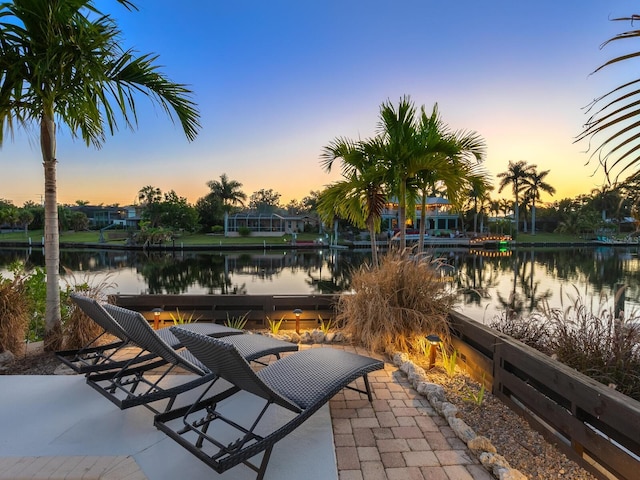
472 196 478 234
418 192 427 254
531 202 537 236
367 218 379 267
514 195 519 235
41 111 62 350
398 180 407 249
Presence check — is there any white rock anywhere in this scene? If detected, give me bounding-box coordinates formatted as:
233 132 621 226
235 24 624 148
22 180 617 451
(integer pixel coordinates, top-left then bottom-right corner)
449 417 475 443
299 331 312 343
415 381 430 395
325 332 335 342
392 352 410 366
479 452 511 476
426 387 446 405
310 330 326 343
400 360 414 374
498 468 528 480
288 332 301 343
408 364 427 385
468 435 496 455
332 331 346 342
441 402 459 420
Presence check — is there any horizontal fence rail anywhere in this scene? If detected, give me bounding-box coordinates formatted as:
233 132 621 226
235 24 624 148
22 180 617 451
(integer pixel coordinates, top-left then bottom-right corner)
111 293 338 330
449 311 640 480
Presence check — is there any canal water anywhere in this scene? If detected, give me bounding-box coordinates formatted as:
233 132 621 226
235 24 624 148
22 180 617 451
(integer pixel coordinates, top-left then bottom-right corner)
1 245 638 324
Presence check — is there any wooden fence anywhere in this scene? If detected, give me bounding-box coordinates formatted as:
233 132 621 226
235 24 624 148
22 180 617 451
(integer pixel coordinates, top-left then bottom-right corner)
449 311 640 480
111 293 337 330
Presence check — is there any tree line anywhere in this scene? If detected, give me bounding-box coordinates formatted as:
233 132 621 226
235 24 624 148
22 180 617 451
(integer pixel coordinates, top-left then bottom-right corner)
3 157 638 243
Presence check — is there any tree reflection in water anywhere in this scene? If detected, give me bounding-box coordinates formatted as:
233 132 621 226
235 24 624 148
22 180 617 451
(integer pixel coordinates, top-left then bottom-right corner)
0 246 639 323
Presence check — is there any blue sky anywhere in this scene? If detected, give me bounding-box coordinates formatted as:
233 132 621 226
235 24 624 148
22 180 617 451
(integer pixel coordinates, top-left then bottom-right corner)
0 0 634 206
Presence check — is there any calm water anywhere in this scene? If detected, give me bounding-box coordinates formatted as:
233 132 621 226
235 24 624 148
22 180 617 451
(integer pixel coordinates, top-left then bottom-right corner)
1 246 639 324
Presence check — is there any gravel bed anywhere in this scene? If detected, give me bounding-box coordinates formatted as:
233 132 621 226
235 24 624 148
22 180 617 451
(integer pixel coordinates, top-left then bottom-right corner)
424 368 597 480
0 350 62 375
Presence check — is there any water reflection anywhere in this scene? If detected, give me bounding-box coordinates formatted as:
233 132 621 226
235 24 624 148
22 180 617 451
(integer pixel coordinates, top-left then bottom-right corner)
1 246 639 323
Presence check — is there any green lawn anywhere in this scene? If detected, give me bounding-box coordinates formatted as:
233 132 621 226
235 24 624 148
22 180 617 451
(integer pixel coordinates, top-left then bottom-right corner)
0 230 324 246
512 232 588 243
0 229 597 246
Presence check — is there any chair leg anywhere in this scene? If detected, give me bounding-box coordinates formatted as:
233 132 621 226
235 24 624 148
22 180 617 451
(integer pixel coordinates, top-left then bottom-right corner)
251 445 273 480
344 374 375 401
363 373 373 402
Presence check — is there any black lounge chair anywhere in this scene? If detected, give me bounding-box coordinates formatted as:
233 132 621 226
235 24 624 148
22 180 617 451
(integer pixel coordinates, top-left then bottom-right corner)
155 327 384 480
85 303 299 412
56 293 244 375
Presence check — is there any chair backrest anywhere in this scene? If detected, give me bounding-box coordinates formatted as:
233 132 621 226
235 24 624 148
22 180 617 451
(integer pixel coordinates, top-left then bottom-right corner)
70 293 129 342
171 327 301 412
103 303 202 372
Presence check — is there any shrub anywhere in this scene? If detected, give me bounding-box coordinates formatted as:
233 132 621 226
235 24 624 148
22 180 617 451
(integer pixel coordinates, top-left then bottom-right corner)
0 263 117 352
547 294 640 400
318 315 332 334
336 249 456 354
266 315 284 334
490 286 640 401
211 225 224 234
440 347 458 377
238 226 251 237
169 308 201 324
20 265 47 342
488 309 553 355
0 272 29 355
224 312 248 330
59 269 116 351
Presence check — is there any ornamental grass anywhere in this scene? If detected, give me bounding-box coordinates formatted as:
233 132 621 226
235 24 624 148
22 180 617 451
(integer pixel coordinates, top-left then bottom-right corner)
336 248 456 354
490 286 640 401
60 269 117 351
0 274 29 356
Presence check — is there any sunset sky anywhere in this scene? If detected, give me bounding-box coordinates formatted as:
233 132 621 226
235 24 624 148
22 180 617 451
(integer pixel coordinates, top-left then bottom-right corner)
0 0 635 207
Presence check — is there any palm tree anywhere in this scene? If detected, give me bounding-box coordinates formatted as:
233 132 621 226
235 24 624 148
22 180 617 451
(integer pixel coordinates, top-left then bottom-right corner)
207 173 247 212
467 171 493 235
319 137 387 266
498 198 512 217
522 168 555 235
377 98 486 249
590 184 622 222
138 185 162 206
375 97 420 249
489 198 501 227
497 161 534 235
17 208 33 234
577 14 640 182
412 105 486 251
0 0 200 349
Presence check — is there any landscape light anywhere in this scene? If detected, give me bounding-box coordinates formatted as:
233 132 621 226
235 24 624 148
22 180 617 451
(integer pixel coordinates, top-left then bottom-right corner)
152 308 163 330
426 334 441 369
293 308 303 334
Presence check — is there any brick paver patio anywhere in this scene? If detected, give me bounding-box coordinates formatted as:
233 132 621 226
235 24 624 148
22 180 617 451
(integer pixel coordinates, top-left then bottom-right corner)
322 344 492 480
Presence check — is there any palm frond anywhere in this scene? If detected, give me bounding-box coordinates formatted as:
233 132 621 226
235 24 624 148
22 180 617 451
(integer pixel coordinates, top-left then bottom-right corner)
578 15 640 179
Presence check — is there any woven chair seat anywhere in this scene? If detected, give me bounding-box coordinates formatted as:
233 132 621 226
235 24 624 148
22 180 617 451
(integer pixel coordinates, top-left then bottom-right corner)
83 303 298 412
155 328 384 480
56 293 243 375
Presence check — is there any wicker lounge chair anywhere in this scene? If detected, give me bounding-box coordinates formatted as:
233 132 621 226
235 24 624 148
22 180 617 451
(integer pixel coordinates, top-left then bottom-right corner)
56 293 244 375
155 327 384 480
85 303 299 412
